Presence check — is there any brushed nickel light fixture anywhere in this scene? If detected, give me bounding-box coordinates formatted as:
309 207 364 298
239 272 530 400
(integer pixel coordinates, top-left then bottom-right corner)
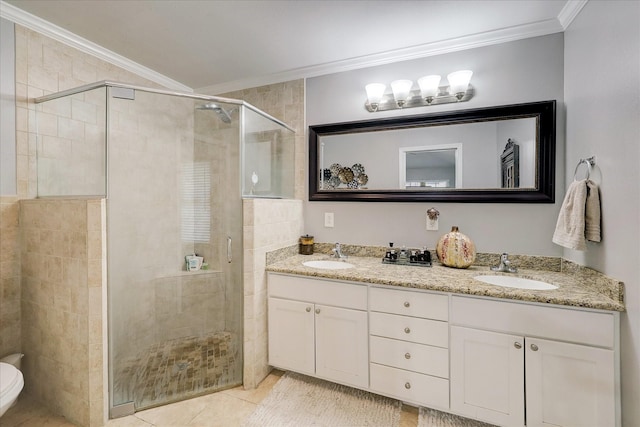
365 70 473 112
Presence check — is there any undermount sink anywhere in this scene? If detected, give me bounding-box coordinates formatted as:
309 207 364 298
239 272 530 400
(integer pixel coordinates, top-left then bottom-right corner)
474 275 558 290
303 260 355 270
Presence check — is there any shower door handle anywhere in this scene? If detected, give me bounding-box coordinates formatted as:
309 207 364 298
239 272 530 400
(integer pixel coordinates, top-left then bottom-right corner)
227 236 232 263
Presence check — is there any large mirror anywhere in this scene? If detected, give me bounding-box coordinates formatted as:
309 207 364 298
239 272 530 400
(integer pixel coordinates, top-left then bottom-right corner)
309 100 556 202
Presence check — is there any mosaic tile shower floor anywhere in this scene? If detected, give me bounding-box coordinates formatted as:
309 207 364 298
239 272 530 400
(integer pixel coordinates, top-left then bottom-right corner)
113 331 240 410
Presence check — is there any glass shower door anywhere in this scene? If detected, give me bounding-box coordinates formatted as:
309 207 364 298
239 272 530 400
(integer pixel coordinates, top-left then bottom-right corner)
108 88 243 413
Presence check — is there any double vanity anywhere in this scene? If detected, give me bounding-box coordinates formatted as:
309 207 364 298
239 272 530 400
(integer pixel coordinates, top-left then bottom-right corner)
266 251 624 427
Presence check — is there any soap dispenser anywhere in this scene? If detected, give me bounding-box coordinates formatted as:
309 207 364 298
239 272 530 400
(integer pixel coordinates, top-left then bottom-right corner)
299 234 314 255
399 245 408 261
385 242 396 261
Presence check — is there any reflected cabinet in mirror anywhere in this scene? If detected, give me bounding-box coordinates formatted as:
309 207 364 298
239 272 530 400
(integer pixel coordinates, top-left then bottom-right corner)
309 100 556 202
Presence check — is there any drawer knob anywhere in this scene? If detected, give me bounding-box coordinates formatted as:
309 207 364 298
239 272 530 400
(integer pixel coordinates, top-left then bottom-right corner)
514 342 522 349
404 301 410 308
531 344 539 351
306 307 311 312
315 308 321 314
404 327 411 334
404 382 411 389
405 352 411 359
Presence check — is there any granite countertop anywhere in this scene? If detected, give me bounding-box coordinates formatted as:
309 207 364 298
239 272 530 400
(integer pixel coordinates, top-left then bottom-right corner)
266 253 625 312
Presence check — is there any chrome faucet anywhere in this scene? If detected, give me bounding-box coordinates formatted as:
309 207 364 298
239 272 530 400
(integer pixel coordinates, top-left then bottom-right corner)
332 243 348 260
491 253 518 273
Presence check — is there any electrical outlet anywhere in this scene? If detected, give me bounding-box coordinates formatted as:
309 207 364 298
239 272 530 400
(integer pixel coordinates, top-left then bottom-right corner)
426 215 438 231
324 212 334 228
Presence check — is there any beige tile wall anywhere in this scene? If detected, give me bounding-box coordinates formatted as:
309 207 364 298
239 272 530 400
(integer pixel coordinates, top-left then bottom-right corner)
242 198 303 388
36 87 107 196
14 25 163 199
20 198 106 427
222 81 306 389
0 196 21 356
106 91 197 365
193 115 245 346
2 21 308 421
221 79 306 200
1 24 165 426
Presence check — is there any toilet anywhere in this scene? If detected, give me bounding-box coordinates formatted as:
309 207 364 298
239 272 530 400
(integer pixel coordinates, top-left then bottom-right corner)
0 354 24 418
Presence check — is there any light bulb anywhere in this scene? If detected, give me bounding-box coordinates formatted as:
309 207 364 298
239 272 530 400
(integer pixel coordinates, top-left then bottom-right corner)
391 80 413 108
417 75 441 104
447 70 473 100
365 83 386 111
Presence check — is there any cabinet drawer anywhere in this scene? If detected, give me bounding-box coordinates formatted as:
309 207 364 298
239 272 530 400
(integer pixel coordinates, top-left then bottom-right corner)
451 296 616 348
370 335 448 378
268 273 367 310
370 363 449 409
370 287 448 321
370 312 448 348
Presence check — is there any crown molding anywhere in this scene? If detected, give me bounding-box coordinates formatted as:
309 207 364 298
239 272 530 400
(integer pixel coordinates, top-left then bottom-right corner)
2 0 575 97
197 18 564 95
557 0 589 29
0 1 192 92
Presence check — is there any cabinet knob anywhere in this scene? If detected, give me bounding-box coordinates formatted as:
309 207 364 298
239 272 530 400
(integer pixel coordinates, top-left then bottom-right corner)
531 344 539 351
404 301 410 308
315 308 321 314
404 327 411 334
404 382 411 389
306 307 311 312
514 342 522 349
405 352 411 360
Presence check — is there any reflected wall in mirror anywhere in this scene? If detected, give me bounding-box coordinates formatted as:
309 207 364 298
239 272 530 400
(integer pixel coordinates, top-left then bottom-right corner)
309 100 556 203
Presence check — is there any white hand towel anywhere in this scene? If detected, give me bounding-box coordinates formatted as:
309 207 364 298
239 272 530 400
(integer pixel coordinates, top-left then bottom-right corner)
552 179 588 250
585 179 601 242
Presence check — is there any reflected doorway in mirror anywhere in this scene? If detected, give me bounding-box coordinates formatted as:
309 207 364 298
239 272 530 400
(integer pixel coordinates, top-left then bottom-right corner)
399 144 462 190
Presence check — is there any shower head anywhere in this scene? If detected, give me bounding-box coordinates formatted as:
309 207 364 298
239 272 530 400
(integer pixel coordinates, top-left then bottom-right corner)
196 102 232 124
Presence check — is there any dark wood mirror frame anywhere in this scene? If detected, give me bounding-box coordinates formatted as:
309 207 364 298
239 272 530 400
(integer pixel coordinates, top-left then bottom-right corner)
309 100 556 203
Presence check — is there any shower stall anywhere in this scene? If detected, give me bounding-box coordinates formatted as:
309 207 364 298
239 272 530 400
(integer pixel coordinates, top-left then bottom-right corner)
34 82 294 416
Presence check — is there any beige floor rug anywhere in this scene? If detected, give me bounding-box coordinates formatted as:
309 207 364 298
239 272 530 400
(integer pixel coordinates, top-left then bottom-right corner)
243 372 401 427
418 407 497 427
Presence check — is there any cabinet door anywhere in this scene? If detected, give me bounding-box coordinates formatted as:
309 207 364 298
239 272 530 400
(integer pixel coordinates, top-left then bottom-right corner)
450 326 525 427
315 304 369 388
526 338 616 427
267 297 315 375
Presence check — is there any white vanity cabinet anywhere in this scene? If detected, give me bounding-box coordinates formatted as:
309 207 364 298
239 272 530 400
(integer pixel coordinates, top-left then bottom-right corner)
267 273 369 389
267 269 620 427
368 287 450 409
450 295 619 427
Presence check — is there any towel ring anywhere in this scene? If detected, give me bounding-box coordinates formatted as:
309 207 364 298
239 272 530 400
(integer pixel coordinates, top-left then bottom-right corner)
573 157 596 181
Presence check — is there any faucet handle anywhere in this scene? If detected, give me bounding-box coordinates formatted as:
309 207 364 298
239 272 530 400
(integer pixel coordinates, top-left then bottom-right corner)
332 242 347 259
491 252 516 272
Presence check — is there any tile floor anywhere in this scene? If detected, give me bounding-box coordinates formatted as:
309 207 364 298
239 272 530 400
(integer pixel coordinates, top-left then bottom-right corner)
114 332 239 410
2 370 419 427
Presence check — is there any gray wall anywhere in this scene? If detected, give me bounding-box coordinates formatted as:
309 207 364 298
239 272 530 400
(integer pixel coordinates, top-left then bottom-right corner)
0 18 16 196
305 34 564 255
564 2 640 425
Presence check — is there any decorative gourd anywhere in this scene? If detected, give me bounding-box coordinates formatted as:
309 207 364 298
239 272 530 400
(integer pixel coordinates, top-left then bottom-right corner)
436 226 476 269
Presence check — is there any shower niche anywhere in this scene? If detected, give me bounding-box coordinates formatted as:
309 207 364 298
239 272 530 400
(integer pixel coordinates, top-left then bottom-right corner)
34 81 295 417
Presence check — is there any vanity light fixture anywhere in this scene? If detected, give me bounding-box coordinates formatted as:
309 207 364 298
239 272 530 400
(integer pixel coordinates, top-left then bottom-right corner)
365 70 474 112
